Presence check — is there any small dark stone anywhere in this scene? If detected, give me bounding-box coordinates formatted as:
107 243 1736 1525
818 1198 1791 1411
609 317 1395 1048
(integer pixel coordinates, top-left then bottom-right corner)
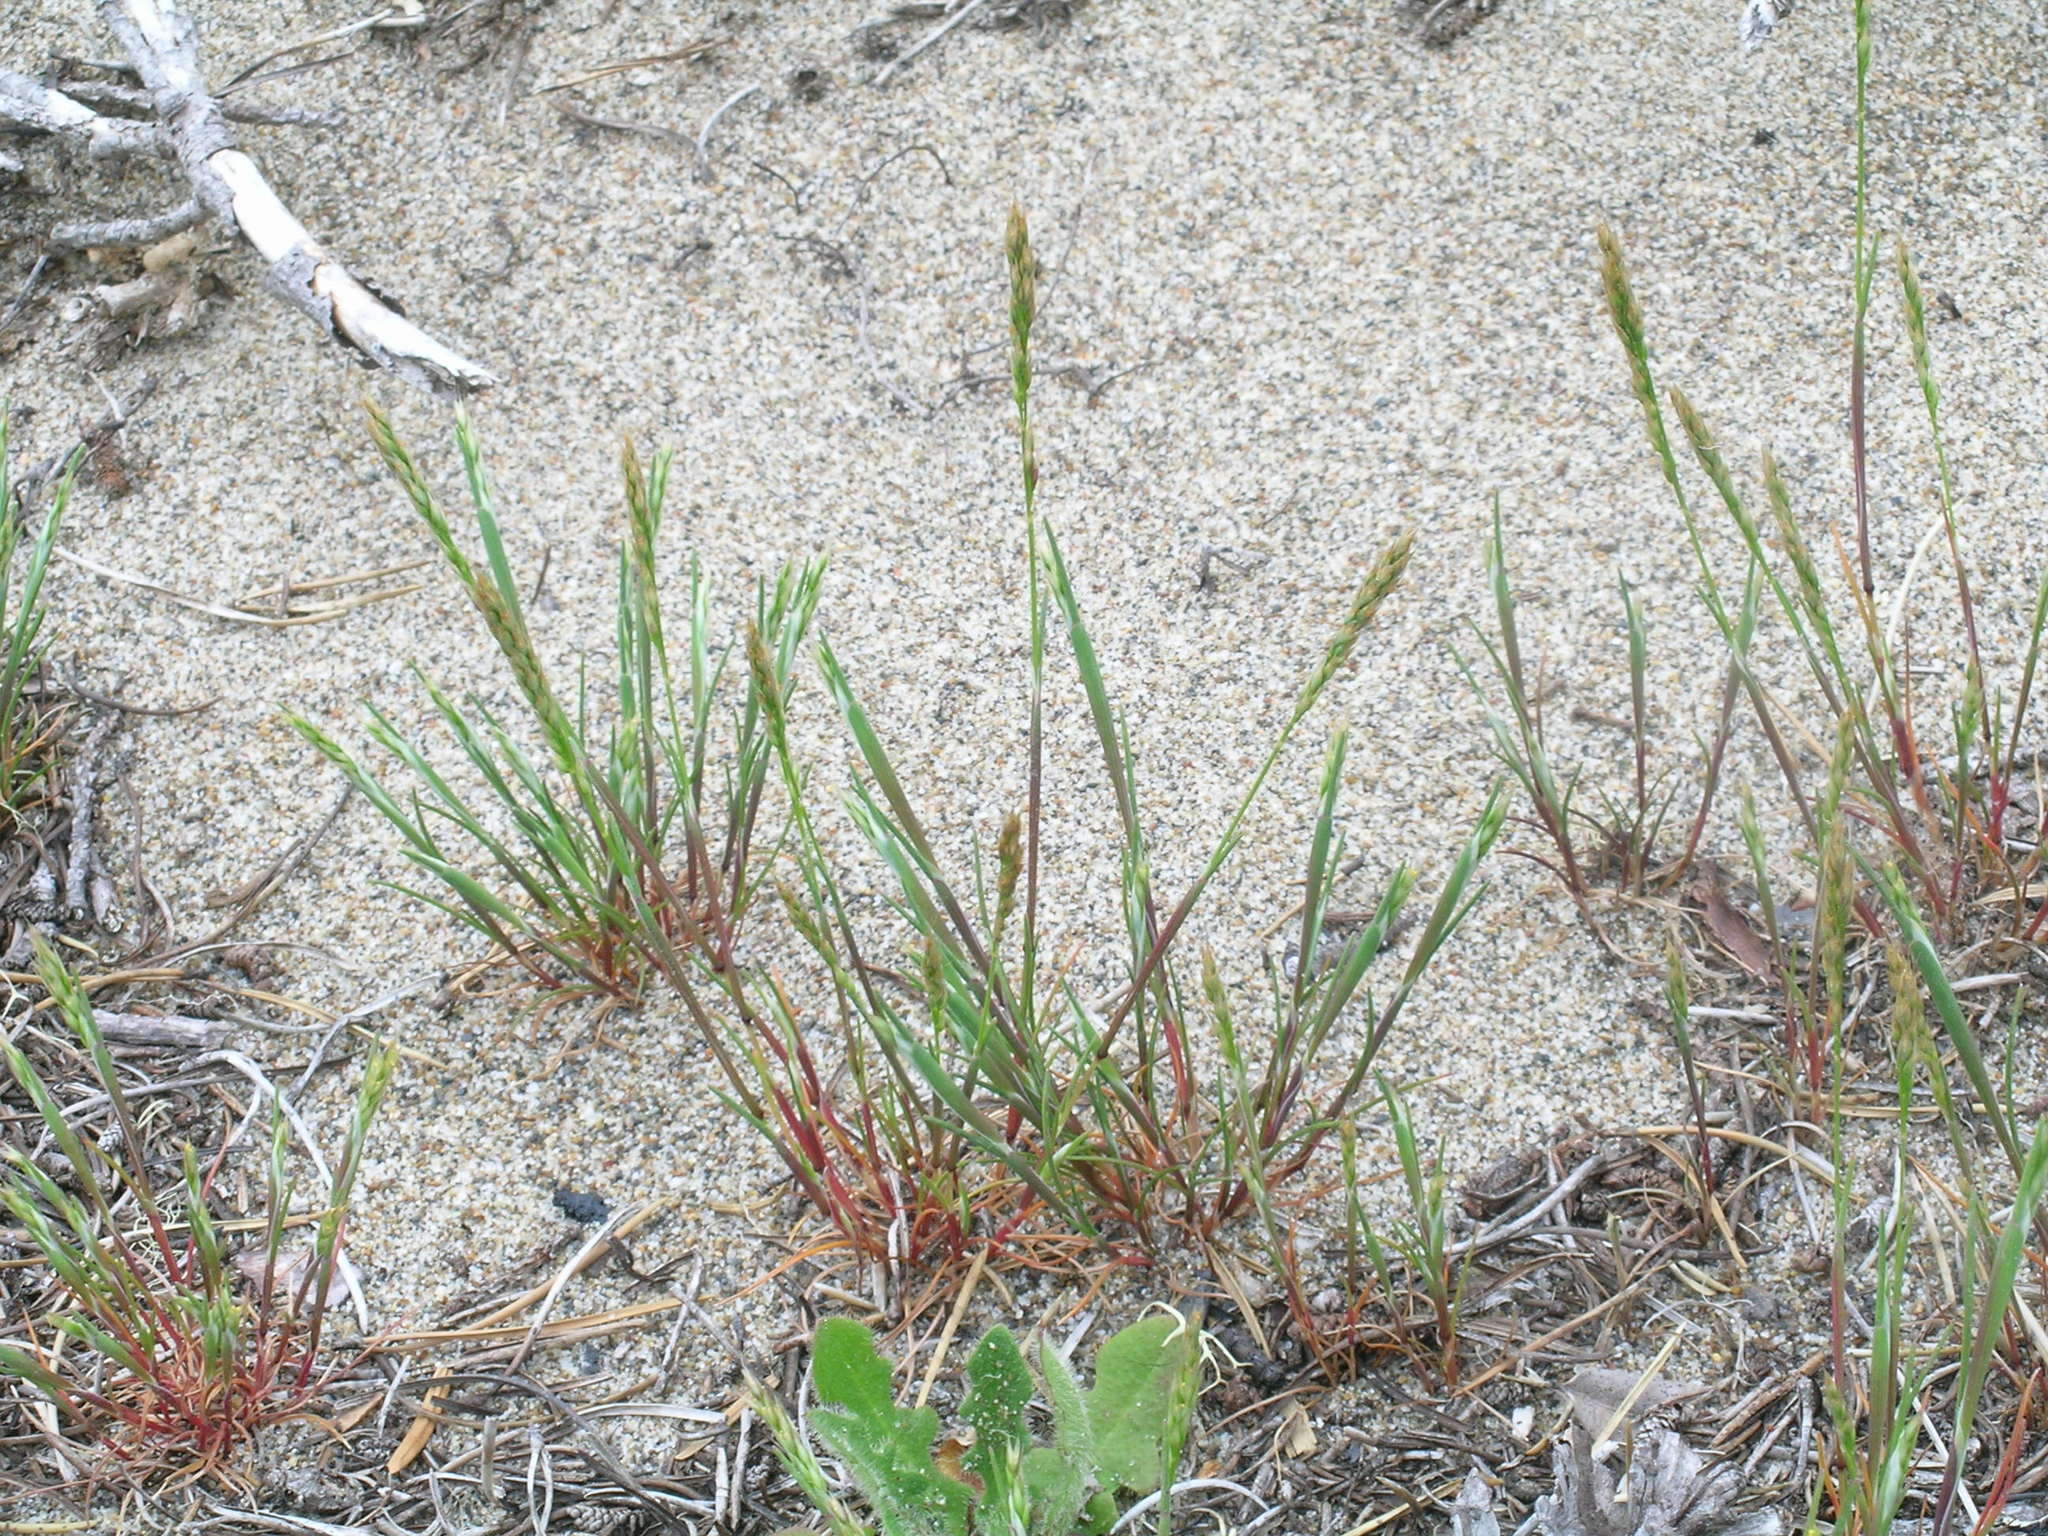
553 1188 612 1224
1407 0 1500 47
1215 1323 1291 1391
1741 1287 1786 1324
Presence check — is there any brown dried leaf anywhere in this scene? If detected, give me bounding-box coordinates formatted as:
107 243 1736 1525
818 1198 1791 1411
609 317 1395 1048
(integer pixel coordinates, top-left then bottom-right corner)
232 1244 314 1300
1693 878 1773 982
1562 1367 1700 1440
1275 1403 1316 1459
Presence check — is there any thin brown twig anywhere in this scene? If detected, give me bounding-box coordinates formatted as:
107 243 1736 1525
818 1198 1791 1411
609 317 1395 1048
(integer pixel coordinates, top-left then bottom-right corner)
532 39 720 93
56 544 423 626
546 95 688 145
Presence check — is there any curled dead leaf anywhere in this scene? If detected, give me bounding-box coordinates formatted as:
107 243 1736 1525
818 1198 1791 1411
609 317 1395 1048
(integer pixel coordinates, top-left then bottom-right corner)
1276 1402 1316 1459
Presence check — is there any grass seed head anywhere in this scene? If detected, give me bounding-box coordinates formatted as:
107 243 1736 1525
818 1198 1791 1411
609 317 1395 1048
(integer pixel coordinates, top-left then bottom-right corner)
621 435 661 577
1886 941 1926 1063
994 811 1023 925
1598 223 1653 405
1005 206 1039 499
780 878 827 954
1005 206 1037 372
1764 449 1830 639
921 935 946 1027
746 619 788 751
1298 528 1412 717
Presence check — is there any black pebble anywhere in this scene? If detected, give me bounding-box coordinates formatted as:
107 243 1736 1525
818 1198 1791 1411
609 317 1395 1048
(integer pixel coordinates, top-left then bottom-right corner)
553 1188 612 1224
1216 1323 1292 1391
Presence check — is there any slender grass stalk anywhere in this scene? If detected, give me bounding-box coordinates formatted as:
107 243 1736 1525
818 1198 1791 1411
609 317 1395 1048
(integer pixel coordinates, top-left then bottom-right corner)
1008 208 1046 1043
1931 1118 2048 1536
1895 239 1986 760
1156 1305 1203 1535
1595 203 2041 940
1849 0 1877 598
1339 1117 1363 1297
1661 939 1714 1220
1621 572 1650 890
1816 779 1854 1058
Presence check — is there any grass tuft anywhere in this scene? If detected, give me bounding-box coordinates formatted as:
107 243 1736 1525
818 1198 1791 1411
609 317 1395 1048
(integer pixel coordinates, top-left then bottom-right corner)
0 410 75 821
292 407 822 1015
0 938 394 1483
737 210 1500 1274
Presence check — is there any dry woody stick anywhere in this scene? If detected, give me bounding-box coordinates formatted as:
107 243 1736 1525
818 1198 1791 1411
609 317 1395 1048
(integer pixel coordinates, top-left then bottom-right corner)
0 0 493 396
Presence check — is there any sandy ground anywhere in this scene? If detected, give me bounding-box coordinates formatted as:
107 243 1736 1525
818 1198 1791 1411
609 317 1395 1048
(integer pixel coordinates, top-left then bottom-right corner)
3 0 2047 1518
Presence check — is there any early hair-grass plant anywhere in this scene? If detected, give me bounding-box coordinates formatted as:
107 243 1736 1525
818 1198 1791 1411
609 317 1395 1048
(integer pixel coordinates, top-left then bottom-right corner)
1211 741 1499 1378
1590 1 2048 955
1342 1075 1466 1389
294 228 1497 1289
1460 504 1743 920
1463 7 2048 1520
0 938 396 1483
289 411 928 1263
735 208 1501 1271
292 407 823 1019
1601 212 2044 950
1812 877 2048 1536
1476 0 2048 1166
1234 1071 1481 1388
1474 0 2048 978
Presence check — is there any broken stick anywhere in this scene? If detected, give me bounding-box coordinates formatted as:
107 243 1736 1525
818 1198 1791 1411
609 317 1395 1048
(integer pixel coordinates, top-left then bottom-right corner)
0 1 493 397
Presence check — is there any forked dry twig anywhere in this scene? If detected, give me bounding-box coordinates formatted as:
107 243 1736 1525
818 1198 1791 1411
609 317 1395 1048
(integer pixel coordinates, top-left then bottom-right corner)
869 0 995 86
56 544 423 627
0 0 493 395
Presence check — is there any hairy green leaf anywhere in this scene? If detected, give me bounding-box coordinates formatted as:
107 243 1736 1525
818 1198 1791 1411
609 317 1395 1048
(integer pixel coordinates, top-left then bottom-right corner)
1086 1313 1199 1496
810 1319 973 1536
